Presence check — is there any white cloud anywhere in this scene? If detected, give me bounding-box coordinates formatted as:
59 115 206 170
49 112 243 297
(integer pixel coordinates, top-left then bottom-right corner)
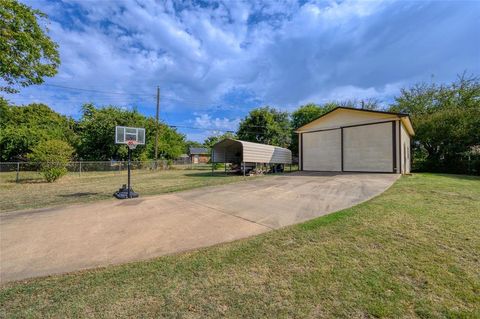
194 113 240 131
296 82 405 107
9 0 480 140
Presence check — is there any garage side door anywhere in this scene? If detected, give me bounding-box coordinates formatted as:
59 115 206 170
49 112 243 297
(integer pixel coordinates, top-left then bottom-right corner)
303 129 341 171
343 122 393 172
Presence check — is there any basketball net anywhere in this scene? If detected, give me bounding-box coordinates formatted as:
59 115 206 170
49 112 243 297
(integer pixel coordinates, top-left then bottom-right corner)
127 140 138 150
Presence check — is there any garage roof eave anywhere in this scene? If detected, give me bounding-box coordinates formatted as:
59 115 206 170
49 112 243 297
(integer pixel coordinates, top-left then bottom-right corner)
295 107 415 136
400 116 415 136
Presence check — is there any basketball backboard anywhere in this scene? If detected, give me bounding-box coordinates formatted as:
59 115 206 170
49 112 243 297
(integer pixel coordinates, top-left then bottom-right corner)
115 126 145 145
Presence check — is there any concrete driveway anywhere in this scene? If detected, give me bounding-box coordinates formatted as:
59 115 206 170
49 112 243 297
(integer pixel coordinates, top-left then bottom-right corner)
0 172 398 283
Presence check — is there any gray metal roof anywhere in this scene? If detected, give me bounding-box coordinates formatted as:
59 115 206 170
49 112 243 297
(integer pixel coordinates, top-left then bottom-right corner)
212 139 292 164
189 147 209 155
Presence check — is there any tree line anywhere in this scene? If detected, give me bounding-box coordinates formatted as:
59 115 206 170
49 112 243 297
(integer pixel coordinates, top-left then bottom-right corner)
2 75 479 176
0 100 187 162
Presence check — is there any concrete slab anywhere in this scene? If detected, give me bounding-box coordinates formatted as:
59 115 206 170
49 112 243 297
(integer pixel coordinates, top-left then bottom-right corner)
0 172 398 283
178 172 398 228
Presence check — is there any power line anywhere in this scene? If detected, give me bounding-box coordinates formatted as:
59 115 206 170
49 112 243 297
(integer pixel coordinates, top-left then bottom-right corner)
9 84 287 135
167 124 284 136
42 84 155 97
16 83 260 109
168 124 235 133
22 83 250 107
14 92 240 109
10 97 149 103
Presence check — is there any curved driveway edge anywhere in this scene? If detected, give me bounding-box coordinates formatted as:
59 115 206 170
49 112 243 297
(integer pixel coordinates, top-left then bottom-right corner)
1 172 398 283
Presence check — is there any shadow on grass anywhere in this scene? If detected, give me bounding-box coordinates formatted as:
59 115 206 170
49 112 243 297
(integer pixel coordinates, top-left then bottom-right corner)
14 178 47 184
184 171 300 178
183 172 240 178
59 192 99 198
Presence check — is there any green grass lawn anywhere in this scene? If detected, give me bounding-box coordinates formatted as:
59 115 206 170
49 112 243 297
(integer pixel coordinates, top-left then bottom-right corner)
1 173 479 318
0 169 262 213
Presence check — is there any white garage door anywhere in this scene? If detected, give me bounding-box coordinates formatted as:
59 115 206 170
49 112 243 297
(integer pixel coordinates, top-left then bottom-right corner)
302 129 341 171
343 122 393 172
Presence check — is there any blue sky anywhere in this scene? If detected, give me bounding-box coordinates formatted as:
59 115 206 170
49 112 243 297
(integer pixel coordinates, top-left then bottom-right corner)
7 0 480 142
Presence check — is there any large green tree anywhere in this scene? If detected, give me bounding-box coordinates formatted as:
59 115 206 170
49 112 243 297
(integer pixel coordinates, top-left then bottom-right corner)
0 98 76 161
237 106 290 148
145 117 186 160
77 104 185 161
77 104 143 160
390 75 480 173
0 0 60 93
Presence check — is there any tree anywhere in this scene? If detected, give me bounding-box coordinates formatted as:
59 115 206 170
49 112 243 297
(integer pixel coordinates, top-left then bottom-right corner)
28 139 73 182
77 103 186 161
290 103 336 155
389 74 480 173
0 99 77 161
237 107 290 148
77 104 147 160
145 119 186 160
203 132 236 149
0 0 60 93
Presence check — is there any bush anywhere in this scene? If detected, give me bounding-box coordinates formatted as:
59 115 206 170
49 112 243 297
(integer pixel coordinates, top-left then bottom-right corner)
28 139 74 182
42 167 68 182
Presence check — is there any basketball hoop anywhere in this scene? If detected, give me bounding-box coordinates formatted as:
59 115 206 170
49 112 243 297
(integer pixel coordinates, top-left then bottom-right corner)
127 140 138 150
114 126 144 199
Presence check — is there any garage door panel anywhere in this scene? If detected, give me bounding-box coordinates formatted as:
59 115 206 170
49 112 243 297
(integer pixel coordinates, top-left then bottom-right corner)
303 129 341 171
343 122 393 172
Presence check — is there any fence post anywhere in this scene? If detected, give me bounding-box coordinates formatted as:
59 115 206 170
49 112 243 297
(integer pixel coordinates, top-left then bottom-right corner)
79 161 82 176
16 162 20 183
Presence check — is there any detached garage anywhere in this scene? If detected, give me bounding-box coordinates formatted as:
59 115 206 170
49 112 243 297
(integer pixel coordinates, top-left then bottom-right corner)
296 107 415 174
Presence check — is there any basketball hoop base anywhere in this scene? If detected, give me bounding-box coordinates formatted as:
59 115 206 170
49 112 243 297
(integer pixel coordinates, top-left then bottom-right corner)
114 184 139 199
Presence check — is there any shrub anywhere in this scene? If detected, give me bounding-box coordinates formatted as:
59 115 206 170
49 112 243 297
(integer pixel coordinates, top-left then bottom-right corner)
42 167 67 182
28 139 74 182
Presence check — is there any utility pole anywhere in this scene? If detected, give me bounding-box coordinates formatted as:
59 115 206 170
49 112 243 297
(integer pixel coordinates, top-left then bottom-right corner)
154 86 160 167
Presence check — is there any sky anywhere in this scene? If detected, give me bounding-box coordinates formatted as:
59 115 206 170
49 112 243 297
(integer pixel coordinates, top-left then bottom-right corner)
7 0 480 142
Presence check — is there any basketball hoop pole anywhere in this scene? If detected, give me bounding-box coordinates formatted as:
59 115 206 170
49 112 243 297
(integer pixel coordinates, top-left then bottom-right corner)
127 147 131 198
114 126 143 200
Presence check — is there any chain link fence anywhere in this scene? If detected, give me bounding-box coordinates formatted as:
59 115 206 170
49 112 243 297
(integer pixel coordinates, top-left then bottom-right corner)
0 159 214 183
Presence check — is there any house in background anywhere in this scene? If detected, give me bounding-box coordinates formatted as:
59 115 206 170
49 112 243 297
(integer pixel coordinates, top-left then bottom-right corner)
188 147 210 164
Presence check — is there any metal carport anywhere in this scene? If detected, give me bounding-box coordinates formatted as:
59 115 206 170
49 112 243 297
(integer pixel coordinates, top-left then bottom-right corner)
211 139 292 174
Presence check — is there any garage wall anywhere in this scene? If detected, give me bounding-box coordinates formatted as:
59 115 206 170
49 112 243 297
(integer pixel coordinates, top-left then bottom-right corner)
303 129 342 171
343 122 393 172
400 122 411 173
